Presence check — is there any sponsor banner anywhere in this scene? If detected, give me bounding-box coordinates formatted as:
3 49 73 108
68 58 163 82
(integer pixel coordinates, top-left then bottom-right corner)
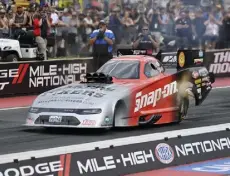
0 155 62 176
205 50 230 78
1 131 230 176
160 52 177 68
160 49 230 78
0 59 94 96
68 131 230 175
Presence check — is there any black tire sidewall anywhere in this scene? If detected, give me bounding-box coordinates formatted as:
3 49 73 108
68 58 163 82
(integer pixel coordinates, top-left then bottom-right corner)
6 54 19 62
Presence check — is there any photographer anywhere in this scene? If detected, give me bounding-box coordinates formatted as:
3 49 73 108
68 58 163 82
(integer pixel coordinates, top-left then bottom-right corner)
89 20 115 69
133 25 160 53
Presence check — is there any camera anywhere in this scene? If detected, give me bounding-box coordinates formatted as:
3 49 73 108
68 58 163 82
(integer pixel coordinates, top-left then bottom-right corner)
137 4 146 14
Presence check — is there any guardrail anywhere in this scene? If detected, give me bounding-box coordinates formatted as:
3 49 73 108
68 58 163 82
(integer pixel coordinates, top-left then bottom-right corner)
0 48 229 97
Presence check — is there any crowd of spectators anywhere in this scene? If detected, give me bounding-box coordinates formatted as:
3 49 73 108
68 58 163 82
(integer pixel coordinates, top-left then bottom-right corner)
0 0 229 58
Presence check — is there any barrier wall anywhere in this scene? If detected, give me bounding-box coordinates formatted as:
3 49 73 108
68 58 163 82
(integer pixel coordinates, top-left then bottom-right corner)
0 59 94 97
0 48 229 97
0 127 230 176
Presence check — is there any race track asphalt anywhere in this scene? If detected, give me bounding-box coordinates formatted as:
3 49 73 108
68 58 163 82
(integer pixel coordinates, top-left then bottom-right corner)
0 87 229 155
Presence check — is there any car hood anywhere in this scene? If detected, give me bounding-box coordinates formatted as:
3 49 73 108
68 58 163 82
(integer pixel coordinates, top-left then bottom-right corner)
32 82 136 109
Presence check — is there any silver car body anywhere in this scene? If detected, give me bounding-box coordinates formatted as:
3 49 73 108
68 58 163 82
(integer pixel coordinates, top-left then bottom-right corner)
26 82 136 128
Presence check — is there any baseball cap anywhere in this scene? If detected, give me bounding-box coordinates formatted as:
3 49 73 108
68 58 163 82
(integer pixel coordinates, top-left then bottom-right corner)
99 20 106 25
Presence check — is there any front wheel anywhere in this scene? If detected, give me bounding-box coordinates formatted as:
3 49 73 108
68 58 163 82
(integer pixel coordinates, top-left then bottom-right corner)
5 54 19 62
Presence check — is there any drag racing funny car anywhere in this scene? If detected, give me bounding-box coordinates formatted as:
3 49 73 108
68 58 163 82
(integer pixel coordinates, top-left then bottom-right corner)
25 49 215 129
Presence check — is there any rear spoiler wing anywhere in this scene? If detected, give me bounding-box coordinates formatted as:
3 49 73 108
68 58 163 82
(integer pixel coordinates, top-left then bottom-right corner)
116 49 205 71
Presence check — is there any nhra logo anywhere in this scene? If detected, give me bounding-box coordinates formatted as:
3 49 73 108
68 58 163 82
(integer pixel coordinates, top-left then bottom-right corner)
155 143 174 164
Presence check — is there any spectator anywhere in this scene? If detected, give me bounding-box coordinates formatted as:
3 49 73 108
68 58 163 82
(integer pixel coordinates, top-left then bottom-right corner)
27 5 36 29
40 8 51 45
83 12 93 36
68 11 79 55
33 13 47 60
100 0 109 16
6 9 13 23
73 0 81 12
135 0 149 33
130 7 139 21
203 14 219 49
121 10 134 44
0 9 8 30
57 8 71 56
167 10 176 36
167 0 182 20
50 7 59 26
28 0 39 11
210 5 223 25
122 10 133 27
109 0 121 11
200 0 213 8
11 6 27 28
192 9 206 48
147 6 160 33
78 13 87 45
92 15 100 29
221 11 230 48
133 25 160 53
69 11 78 33
107 6 122 45
89 20 115 69
175 11 193 48
60 8 71 26
158 7 170 34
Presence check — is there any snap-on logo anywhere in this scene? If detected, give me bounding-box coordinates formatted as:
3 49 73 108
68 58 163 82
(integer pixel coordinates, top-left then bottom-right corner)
134 81 178 112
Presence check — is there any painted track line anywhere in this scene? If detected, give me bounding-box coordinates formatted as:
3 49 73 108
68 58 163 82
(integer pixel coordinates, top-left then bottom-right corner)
0 123 229 164
213 86 230 89
0 106 29 111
